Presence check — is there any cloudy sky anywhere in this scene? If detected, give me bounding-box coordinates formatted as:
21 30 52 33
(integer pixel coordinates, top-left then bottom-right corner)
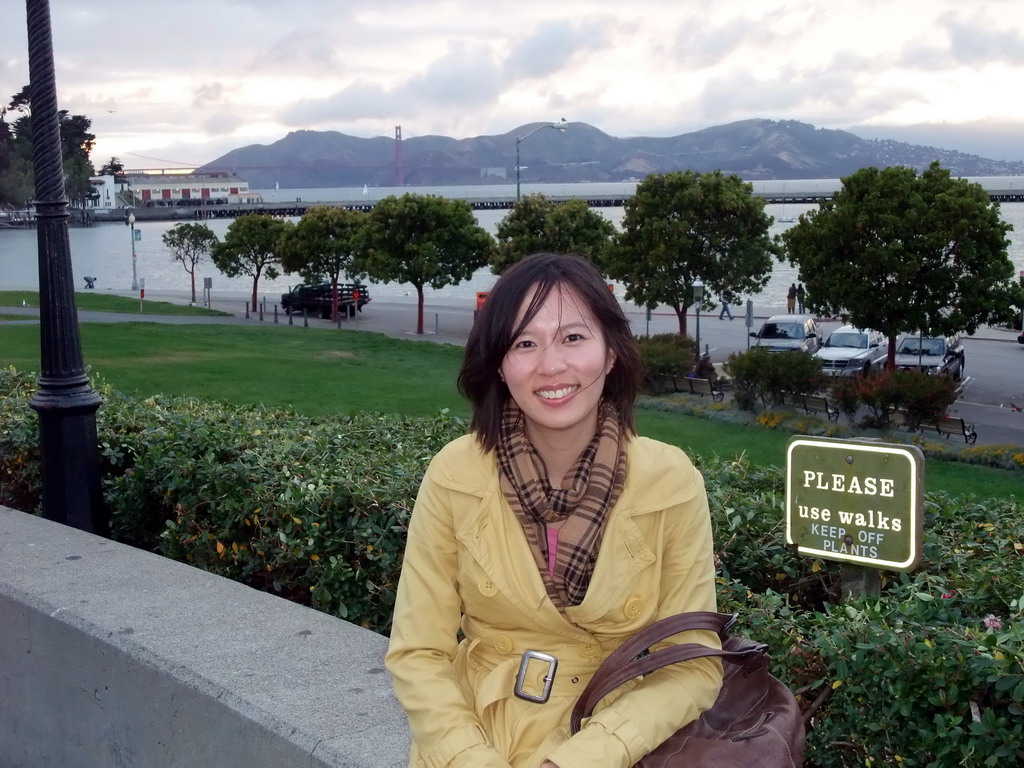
2 0 1023 167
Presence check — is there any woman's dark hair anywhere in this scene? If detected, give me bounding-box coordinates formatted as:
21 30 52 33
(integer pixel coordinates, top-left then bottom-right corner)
458 253 641 451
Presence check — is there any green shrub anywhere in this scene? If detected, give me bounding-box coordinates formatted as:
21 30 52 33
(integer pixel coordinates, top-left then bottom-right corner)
0 368 41 512
637 333 695 394
725 348 825 410
890 370 958 429
725 347 771 410
828 369 958 430
707 464 1024 768
855 369 899 426
827 375 861 423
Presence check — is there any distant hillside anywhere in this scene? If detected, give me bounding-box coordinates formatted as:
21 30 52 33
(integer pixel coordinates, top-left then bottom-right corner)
200 119 1024 190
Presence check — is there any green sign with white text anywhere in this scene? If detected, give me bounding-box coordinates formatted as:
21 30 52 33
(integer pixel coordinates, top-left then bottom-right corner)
786 437 924 571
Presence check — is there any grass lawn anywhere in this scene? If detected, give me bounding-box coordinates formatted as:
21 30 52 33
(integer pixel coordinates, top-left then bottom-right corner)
0 322 467 418
0 290 230 317
1 321 1020 500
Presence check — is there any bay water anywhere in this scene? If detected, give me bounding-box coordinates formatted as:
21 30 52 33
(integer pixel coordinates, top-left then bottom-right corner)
1 182 1022 311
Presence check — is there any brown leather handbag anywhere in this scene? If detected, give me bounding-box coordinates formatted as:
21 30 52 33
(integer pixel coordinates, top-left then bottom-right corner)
570 612 805 767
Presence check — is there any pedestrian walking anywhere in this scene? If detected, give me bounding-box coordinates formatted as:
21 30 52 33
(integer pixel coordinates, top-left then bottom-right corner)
718 298 733 320
787 283 797 314
797 283 806 314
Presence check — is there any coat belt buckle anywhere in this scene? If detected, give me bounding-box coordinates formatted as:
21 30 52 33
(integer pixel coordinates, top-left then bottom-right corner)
514 650 558 703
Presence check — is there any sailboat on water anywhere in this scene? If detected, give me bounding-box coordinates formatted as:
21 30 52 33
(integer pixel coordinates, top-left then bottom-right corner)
362 184 369 196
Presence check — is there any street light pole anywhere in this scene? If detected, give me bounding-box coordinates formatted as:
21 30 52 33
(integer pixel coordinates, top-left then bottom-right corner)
25 0 106 534
515 119 568 201
128 212 139 290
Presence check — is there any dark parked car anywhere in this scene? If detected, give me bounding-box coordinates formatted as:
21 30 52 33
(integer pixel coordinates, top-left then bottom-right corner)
894 333 965 379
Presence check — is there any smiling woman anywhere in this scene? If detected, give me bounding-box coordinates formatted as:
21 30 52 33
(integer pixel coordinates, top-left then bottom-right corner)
498 283 615 479
385 253 724 768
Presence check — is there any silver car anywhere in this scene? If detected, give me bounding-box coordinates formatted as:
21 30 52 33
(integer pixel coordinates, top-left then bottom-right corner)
750 314 822 354
894 333 965 379
814 325 887 376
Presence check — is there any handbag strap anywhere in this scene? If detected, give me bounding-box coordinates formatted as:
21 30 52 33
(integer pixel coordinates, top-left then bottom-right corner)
570 613 766 734
600 611 736 667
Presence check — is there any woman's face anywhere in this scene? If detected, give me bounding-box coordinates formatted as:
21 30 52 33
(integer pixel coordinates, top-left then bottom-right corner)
500 283 615 446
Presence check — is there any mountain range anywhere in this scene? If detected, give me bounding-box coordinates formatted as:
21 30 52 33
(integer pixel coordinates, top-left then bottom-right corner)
199 119 1024 190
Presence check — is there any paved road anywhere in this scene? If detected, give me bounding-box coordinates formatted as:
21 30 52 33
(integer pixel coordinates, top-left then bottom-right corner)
4 289 1023 447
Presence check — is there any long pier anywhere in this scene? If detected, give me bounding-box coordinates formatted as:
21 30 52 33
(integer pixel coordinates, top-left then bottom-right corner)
68 182 1024 224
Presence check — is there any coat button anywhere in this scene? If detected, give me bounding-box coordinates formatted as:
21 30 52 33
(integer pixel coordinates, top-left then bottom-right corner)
478 578 498 597
623 596 644 619
493 635 513 654
579 643 600 659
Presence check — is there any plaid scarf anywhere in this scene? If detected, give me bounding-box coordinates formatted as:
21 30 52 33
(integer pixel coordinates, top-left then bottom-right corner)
496 400 627 608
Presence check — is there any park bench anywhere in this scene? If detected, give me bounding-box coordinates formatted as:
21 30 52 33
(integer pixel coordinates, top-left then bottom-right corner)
684 377 725 402
798 394 840 422
925 416 978 444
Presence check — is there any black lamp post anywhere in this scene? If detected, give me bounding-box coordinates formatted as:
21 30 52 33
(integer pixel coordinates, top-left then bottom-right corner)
25 0 106 534
692 276 704 361
515 119 568 200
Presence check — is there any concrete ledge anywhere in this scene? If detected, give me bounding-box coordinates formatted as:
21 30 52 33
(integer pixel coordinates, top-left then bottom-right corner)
0 506 411 768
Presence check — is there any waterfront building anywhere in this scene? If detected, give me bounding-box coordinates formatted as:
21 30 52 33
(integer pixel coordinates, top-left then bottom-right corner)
122 170 259 208
84 174 129 210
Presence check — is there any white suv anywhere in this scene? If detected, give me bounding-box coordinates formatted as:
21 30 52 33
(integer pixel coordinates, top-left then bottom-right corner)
750 314 822 354
814 325 887 376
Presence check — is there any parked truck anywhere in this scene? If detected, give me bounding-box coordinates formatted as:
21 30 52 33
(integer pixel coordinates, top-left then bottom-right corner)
280 283 371 319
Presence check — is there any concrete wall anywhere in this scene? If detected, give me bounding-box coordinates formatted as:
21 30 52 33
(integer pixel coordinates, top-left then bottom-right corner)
0 506 411 768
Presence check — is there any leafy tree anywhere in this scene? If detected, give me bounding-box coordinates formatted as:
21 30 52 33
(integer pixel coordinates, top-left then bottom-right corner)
492 194 616 273
8 85 30 113
0 86 96 208
0 152 33 208
605 170 776 336
0 92 32 207
59 112 96 209
98 157 126 182
362 194 495 334
279 206 367 321
782 162 1016 368
212 214 288 311
163 223 219 304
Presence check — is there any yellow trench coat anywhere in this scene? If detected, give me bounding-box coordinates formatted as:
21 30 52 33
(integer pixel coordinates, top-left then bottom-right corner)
385 435 723 768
